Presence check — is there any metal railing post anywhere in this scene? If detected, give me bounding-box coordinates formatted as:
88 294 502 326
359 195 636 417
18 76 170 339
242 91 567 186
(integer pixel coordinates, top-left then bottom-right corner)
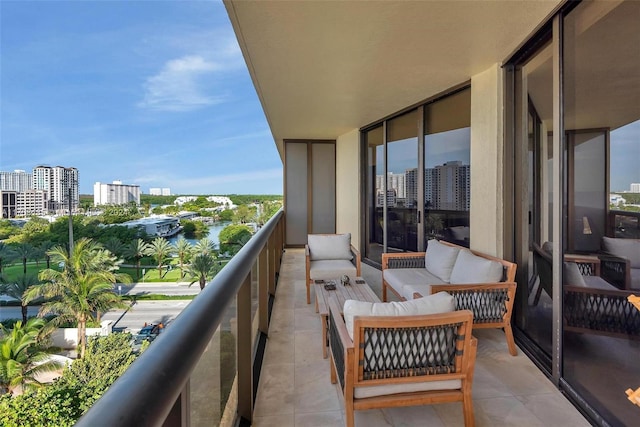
258 246 269 335
237 272 253 423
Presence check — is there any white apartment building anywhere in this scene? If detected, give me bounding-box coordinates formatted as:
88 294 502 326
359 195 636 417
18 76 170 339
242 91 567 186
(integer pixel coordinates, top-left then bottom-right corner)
94 181 141 206
631 183 640 193
15 189 49 217
149 187 171 196
0 170 32 192
33 165 79 213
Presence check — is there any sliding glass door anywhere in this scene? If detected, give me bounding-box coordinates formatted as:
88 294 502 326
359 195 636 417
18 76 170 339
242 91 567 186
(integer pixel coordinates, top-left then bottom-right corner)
364 87 471 265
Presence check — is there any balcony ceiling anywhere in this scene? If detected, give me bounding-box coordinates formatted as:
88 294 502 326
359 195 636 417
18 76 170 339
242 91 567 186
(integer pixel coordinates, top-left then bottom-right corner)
225 0 561 158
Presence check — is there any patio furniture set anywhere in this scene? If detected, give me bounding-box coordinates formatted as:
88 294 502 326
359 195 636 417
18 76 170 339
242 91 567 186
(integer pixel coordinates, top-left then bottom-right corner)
305 233 517 427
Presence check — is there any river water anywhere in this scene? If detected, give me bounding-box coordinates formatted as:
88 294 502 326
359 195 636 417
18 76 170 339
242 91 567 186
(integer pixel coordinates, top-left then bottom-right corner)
167 221 229 249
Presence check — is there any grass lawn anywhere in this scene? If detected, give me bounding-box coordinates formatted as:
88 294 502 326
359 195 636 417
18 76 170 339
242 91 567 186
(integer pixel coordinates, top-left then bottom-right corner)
0 262 62 282
1 260 231 284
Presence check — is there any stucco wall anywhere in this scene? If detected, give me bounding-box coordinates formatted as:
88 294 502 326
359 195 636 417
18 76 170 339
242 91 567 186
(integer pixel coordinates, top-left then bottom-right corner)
470 64 504 257
335 129 361 247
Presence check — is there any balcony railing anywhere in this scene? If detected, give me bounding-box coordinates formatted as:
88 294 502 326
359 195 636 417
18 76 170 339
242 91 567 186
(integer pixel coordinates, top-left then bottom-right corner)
76 209 285 427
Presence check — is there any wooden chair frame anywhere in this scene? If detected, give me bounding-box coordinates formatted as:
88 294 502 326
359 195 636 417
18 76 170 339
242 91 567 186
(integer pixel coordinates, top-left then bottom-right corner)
328 298 477 427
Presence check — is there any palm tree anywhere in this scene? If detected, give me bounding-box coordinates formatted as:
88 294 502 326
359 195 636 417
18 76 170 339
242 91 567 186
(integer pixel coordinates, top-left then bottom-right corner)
24 238 130 359
0 318 63 395
145 237 174 279
0 242 14 273
125 239 150 281
12 243 34 274
193 237 216 256
0 273 41 324
184 253 217 291
103 237 125 259
172 238 192 280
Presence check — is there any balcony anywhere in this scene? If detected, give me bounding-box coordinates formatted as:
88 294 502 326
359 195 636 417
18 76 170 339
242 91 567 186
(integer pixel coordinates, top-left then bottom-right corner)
77 210 589 426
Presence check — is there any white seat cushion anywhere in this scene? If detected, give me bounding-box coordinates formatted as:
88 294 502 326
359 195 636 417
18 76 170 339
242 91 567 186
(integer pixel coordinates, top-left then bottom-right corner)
383 268 446 300
343 291 455 340
309 260 356 280
355 378 462 399
449 249 503 284
307 233 353 261
425 239 460 282
402 284 435 300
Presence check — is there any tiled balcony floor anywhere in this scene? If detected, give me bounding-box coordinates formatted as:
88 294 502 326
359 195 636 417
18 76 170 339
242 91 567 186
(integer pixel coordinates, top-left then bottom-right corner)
253 248 589 426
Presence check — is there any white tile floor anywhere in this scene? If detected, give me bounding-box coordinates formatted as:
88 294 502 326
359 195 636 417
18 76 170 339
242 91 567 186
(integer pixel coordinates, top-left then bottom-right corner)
252 249 589 426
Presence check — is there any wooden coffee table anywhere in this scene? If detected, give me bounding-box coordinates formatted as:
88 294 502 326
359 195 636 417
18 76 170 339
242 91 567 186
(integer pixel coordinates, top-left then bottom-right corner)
314 277 380 358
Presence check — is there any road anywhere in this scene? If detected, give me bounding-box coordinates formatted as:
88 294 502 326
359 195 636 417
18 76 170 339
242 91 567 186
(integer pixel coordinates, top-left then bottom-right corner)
1 282 201 331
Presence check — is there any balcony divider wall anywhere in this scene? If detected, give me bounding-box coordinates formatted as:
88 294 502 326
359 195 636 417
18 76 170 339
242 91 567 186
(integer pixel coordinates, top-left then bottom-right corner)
284 140 336 246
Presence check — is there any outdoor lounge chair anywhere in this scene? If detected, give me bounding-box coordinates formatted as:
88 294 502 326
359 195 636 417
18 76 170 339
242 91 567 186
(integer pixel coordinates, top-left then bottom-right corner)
305 233 361 304
328 294 477 427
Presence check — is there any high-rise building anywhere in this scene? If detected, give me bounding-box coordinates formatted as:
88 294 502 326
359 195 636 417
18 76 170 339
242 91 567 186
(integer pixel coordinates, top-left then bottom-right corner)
0 191 17 218
0 170 32 192
32 166 79 213
406 163 470 211
15 189 49 217
631 183 640 193
149 187 171 196
94 181 141 206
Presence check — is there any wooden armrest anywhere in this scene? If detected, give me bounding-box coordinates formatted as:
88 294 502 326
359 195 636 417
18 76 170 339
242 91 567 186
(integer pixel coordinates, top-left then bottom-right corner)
305 244 310 257
328 297 354 349
350 245 362 275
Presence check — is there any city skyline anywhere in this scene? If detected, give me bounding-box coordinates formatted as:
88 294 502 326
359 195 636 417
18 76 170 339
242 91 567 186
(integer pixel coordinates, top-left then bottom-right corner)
0 1 283 195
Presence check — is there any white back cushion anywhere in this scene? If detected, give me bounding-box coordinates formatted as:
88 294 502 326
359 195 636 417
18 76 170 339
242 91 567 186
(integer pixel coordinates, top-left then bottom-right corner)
425 240 460 282
307 233 352 261
563 262 586 287
343 291 455 340
449 249 503 284
602 237 640 268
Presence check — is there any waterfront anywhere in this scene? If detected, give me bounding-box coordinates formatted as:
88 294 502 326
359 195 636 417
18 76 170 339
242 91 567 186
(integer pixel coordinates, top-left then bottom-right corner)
167 221 229 248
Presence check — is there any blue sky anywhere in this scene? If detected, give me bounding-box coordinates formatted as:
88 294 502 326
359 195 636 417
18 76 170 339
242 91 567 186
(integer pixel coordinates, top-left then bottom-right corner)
0 0 283 195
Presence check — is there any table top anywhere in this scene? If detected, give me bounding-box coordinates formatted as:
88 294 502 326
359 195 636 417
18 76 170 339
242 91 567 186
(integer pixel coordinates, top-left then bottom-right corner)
314 277 380 316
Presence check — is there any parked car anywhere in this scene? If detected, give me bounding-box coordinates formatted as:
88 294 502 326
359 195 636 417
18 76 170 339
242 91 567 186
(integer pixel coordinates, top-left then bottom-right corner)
134 323 164 343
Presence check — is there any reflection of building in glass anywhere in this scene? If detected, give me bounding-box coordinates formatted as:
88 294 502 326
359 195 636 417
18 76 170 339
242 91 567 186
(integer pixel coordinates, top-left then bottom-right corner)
376 189 397 207
376 173 405 198
405 162 470 211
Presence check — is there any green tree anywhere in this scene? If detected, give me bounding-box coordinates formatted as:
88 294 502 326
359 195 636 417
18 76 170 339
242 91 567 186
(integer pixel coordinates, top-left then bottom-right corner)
24 238 130 359
145 237 174 279
125 238 150 281
233 205 255 224
0 333 143 425
102 237 125 258
185 253 217 291
172 237 192 279
0 242 15 273
218 209 234 222
193 237 216 256
0 273 41 324
0 318 62 395
219 224 253 256
11 243 34 274
0 220 20 241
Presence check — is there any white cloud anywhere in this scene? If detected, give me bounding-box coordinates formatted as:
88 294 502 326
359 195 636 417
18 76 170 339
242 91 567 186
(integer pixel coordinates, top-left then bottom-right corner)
138 55 225 112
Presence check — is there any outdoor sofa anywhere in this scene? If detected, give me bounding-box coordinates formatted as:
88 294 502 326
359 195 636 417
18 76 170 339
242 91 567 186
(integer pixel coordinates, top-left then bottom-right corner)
382 239 518 355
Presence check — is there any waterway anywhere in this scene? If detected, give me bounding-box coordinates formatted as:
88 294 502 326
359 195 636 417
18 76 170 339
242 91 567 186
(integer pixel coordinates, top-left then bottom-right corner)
167 221 229 249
